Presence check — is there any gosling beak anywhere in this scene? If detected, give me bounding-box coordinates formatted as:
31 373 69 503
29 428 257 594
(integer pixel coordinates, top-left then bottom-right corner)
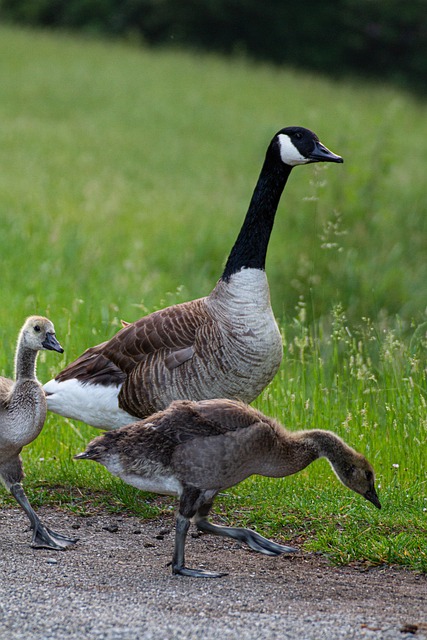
308 140 343 163
364 488 381 509
74 451 90 460
42 332 64 353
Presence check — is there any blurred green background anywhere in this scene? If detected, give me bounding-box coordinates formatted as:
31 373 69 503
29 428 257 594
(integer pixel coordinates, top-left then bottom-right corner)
1 0 426 94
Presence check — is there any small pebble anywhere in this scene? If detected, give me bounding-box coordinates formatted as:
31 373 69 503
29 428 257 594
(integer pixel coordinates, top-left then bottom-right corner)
102 525 119 533
46 558 58 565
400 624 418 635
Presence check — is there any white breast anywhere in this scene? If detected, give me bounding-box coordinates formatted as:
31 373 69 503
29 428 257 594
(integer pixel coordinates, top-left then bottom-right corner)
190 268 283 401
221 268 280 329
209 268 283 364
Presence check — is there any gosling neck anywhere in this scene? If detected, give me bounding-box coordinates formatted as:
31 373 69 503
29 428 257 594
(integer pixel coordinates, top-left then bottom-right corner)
15 344 39 381
304 429 352 467
221 152 292 281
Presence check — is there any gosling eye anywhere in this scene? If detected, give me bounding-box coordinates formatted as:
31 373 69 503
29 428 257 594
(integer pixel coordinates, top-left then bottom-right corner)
365 470 373 482
34 325 41 333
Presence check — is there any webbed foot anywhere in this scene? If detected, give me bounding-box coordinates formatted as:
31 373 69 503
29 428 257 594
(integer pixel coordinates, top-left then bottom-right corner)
196 519 297 555
241 529 297 556
31 525 78 550
10 482 78 551
172 565 227 578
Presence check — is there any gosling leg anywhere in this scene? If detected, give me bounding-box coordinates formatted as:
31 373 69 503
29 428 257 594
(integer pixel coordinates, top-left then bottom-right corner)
172 513 226 578
195 509 297 556
171 488 227 578
10 483 78 550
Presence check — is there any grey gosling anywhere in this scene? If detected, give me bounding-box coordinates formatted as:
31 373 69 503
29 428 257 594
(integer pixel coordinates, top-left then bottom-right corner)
0 316 77 550
45 126 343 430
75 398 380 577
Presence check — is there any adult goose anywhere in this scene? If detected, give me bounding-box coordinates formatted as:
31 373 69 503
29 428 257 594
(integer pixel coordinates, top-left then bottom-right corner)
45 127 343 430
75 398 381 577
0 316 77 550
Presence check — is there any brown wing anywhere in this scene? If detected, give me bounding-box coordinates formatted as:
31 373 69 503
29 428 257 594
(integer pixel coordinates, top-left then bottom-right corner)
193 398 270 430
136 400 267 444
55 297 212 389
100 400 257 468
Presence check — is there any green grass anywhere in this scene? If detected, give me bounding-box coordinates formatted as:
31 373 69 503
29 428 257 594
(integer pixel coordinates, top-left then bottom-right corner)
0 25 426 572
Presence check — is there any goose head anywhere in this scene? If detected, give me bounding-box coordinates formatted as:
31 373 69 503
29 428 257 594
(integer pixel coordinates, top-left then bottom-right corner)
275 126 343 167
333 451 381 509
20 316 64 353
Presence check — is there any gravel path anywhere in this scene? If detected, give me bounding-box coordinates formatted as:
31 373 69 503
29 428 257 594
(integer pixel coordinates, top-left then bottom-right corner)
0 508 426 640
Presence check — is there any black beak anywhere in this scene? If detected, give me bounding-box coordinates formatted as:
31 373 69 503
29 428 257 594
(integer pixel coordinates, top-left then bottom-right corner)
308 140 343 163
74 452 89 460
365 488 381 509
42 332 64 353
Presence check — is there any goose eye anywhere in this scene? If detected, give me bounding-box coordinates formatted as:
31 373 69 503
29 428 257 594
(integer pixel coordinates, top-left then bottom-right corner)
294 132 303 140
34 325 41 333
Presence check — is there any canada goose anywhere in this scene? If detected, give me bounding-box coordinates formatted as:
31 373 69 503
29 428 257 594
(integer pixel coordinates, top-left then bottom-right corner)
75 398 380 577
0 316 77 550
45 127 343 430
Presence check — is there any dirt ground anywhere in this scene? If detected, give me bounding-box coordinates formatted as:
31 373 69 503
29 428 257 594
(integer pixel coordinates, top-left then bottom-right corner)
0 507 426 640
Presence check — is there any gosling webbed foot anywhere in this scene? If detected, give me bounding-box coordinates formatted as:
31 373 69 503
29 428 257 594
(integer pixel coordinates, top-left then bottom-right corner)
239 528 297 556
10 482 78 551
172 564 228 578
196 518 297 555
31 524 78 551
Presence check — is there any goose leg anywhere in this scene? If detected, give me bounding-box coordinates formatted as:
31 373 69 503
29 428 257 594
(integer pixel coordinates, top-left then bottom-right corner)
171 489 227 578
195 504 297 556
10 483 78 550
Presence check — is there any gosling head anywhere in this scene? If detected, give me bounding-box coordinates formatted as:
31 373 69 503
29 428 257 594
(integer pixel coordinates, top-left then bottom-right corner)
275 126 343 167
335 451 381 509
20 316 64 354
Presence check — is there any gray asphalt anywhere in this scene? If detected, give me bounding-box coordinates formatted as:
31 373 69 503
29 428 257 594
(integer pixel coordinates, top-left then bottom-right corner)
0 508 426 639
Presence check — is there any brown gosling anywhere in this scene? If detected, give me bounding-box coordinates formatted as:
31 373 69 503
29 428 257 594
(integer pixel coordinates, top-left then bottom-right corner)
0 316 77 550
75 398 380 577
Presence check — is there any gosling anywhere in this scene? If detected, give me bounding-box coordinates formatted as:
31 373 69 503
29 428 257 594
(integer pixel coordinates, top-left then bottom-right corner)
0 316 77 550
75 398 381 577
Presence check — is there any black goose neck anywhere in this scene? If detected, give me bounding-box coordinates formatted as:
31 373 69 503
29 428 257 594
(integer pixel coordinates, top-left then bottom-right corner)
221 151 292 281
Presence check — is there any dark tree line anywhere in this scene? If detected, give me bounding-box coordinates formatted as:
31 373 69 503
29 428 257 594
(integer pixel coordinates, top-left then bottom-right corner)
2 0 427 93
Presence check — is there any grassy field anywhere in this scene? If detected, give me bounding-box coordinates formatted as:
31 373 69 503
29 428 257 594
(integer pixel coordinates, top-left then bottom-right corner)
0 26 426 572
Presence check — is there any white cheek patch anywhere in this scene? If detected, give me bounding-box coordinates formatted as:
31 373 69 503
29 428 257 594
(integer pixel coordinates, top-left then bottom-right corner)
278 134 310 166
